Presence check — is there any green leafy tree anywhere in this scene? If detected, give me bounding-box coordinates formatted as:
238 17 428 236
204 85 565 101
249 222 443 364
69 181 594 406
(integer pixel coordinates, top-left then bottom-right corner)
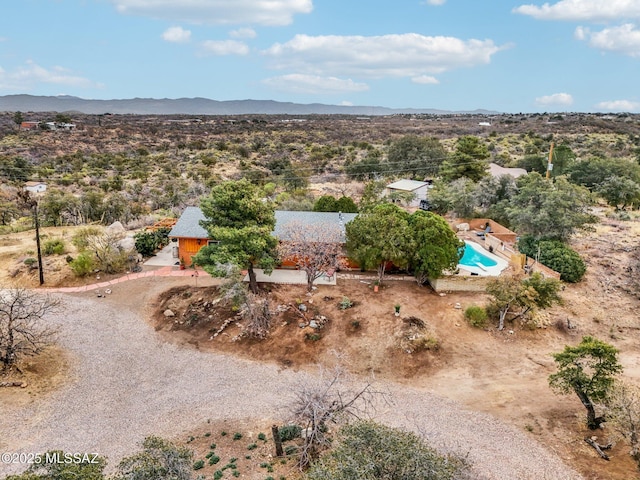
517 235 587 283
335 196 358 213
345 204 413 285
567 157 640 190
305 420 469 480
549 336 623 429
506 173 596 242
597 175 640 210
358 180 386 212
516 154 546 175
486 272 562 330
6 451 107 480
194 179 277 294
345 150 384 181
439 136 490 182
387 135 447 178
114 436 193 480
549 144 576 177
12 111 24 127
313 195 338 212
408 210 463 284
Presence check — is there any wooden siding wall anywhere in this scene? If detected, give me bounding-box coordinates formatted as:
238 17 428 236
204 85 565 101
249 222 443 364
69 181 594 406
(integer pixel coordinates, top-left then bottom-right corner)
178 238 206 266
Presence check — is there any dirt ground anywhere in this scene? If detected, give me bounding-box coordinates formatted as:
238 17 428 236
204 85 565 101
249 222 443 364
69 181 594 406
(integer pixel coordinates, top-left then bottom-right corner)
3 212 640 479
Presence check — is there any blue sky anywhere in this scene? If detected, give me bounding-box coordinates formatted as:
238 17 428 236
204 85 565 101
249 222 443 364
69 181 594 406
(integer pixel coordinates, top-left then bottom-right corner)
1 0 640 113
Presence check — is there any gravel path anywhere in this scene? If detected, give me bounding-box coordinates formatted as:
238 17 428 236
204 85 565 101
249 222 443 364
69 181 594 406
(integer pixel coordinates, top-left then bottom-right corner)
0 287 583 480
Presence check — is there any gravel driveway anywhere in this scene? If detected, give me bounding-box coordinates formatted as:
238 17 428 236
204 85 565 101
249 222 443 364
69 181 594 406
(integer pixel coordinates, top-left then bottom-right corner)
0 285 583 480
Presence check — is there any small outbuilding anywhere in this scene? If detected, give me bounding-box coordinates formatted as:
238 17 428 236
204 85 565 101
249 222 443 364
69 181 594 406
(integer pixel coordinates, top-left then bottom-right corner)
385 179 431 207
24 181 47 194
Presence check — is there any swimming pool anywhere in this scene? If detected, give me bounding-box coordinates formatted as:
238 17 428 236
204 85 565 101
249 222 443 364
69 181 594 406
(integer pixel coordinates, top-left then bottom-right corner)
458 241 508 276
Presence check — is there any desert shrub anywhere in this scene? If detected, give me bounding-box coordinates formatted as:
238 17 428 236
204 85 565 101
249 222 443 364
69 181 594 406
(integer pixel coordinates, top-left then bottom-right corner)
71 226 103 251
338 296 353 310
305 420 469 480
134 231 158 256
43 238 65 255
233 432 243 441
70 252 95 276
278 424 302 442
465 305 488 328
23 257 37 268
209 455 220 465
193 460 205 470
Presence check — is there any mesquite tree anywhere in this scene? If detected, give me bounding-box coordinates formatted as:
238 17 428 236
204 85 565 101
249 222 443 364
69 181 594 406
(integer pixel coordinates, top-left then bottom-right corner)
0 288 61 371
549 336 622 429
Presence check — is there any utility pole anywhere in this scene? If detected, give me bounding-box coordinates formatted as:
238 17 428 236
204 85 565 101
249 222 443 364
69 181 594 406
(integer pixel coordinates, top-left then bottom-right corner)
33 201 44 285
546 142 555 180
18 190 44 285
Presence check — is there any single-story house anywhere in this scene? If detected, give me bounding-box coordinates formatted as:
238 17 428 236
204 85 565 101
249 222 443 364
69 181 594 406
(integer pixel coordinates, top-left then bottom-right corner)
169 207 358 267
24 181 47 194
385 179 431 207
488 163 527 179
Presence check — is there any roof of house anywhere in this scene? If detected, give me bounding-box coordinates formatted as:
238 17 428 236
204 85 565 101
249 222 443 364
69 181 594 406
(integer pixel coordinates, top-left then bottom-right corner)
488 163 527 179
168 206 209 239
169 207 357 242
274 210 357 242
386 179 429 191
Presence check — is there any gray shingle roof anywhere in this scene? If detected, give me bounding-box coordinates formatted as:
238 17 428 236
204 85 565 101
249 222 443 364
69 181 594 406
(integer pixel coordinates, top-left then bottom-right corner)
169 207 357 242
274 210 357 242
168 206 209 239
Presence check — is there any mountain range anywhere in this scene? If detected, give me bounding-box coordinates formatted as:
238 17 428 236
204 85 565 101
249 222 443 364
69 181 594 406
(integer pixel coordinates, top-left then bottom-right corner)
0 94 498 116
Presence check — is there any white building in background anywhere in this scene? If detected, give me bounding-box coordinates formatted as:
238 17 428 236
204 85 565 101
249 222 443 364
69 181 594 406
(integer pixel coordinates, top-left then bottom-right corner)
24 181 47 194
385 179 431 208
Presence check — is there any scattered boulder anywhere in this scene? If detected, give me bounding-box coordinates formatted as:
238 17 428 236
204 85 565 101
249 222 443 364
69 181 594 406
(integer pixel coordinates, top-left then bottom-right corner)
164 309 176 317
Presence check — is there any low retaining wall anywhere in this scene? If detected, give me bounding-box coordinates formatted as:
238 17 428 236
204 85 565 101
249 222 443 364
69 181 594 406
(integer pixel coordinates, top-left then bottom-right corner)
428 275 492 293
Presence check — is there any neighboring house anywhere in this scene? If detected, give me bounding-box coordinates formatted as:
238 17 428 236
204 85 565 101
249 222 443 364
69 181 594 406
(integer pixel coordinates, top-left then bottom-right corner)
169 207 358 267
20 121 39 130
24 181 47 194
385 179 431 208
488 163 527 179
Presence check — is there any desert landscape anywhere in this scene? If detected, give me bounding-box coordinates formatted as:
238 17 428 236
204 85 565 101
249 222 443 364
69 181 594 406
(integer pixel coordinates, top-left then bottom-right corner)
1 112 640 479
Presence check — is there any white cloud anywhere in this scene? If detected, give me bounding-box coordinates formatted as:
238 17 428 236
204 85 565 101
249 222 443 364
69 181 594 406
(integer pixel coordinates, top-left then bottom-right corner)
230 28 257 39
201 40 249 56
110 0 313 26
513 0 640 22
535 92 574 107
264 33 504 80
576 23 640 56
0 61 98 91
596 99 640 111
261 74 369 94
424 0 446 5
339 100 354 106
162 26 191 43
412 75 439 85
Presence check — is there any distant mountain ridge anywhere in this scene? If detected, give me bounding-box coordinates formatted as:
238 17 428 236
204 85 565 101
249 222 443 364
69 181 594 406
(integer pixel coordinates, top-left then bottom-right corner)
0 94 498 116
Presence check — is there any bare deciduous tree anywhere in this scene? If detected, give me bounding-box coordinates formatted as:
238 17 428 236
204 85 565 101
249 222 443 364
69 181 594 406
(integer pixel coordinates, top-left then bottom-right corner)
287 364 389 469
602 381 640 464
277 221 347 292
241 293 272 339
0 288 61 371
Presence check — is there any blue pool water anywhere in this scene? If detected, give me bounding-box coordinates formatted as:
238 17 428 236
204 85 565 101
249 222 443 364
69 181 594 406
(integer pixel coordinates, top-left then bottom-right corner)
459 241 498 268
